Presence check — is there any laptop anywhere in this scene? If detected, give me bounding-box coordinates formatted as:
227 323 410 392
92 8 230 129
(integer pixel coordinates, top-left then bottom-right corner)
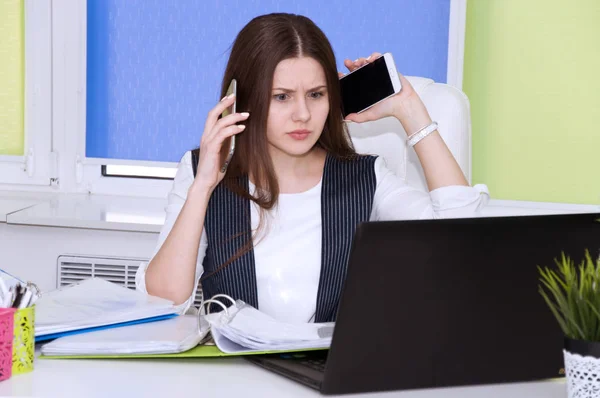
245 212 600 395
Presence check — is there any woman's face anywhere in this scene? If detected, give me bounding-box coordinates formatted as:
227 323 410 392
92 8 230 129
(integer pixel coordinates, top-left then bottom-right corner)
266 56 330 159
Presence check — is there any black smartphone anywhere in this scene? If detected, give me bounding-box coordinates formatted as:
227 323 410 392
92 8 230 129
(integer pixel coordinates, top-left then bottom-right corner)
339 52 402 118
220 79 237 173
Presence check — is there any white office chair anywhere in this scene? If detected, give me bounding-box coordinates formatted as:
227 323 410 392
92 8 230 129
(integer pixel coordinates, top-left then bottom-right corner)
347 76 472 193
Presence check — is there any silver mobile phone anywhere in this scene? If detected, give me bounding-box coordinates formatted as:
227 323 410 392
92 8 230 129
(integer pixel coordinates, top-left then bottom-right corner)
220 79 237 173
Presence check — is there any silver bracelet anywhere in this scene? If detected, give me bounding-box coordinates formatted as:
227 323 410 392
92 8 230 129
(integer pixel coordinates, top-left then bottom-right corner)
407 121 438 147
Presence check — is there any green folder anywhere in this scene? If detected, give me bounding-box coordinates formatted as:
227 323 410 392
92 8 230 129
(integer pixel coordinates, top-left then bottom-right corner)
39 344 328 360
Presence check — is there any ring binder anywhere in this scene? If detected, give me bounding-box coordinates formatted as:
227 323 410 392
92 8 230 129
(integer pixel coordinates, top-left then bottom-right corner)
199 294 235 315
196 294 333 353
40 292 332 358
198 294 235 345
198 294 234 320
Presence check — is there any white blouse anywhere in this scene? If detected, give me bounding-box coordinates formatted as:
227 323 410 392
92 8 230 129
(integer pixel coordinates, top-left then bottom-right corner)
136 151 490 322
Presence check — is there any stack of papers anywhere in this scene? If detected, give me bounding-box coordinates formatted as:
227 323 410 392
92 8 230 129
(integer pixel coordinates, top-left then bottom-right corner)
35 278 177 340
41 315 202 356
40 297 332 357
204 302 333 354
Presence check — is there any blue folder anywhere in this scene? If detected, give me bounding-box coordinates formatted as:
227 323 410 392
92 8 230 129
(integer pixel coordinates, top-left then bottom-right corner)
35 313 178 342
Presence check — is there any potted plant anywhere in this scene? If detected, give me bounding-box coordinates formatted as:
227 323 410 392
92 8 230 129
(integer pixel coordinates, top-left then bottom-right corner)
538 249 600 397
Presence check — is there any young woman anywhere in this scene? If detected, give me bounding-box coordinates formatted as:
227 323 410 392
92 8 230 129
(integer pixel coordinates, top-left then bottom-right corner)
136 13 489 323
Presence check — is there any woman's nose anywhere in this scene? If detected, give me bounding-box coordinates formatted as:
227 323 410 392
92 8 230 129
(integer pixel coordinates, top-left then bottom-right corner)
292 98 311 122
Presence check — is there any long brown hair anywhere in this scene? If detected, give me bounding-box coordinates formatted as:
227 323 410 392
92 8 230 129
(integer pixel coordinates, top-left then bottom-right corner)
202 13 359 279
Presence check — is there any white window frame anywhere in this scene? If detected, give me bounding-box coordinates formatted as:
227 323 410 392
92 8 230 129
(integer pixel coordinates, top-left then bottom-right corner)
447 0 467 90
52 0 466 199
0 0 53 188
51 0 176 199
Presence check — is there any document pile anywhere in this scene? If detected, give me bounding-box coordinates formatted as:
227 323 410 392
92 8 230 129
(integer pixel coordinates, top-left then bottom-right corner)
41 315 202 356
40 294 333 357
35 278 177 341
204 299 333 353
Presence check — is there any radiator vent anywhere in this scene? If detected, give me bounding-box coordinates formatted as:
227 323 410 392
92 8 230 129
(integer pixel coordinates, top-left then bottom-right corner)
57 255 203 306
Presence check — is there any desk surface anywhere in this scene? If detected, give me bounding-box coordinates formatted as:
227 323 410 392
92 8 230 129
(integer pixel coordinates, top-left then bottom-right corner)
0 350 567 398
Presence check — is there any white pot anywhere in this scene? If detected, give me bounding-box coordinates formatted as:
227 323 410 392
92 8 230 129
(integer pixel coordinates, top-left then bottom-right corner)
563 349 600 398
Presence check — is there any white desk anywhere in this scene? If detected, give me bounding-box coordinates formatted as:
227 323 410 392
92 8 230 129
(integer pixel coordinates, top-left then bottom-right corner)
0 349 567 398
0 197 43 223
0 192 588 397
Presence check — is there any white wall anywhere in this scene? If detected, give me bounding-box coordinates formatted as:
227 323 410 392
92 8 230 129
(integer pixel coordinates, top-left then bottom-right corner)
0 223 158 292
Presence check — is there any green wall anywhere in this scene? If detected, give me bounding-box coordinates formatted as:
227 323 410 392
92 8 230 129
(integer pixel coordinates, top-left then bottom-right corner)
463 0 600 205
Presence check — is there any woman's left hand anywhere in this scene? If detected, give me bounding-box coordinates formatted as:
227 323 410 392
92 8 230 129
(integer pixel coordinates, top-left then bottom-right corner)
340 52 432 134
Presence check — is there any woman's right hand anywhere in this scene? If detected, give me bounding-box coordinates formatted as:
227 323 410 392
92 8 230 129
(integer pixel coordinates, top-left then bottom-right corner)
192 94 250 194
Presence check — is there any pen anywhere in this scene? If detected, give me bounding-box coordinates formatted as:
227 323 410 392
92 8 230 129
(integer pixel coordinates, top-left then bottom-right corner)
1 286 15 308
12 285 24 308
0 280 40 308
18 290 33 309
0 278 10 308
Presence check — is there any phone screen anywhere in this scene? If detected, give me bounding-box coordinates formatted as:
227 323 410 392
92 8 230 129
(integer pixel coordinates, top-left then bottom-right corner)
340 56 395 117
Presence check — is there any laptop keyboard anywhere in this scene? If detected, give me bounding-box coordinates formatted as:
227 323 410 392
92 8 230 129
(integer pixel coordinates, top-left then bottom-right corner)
298 358 326 372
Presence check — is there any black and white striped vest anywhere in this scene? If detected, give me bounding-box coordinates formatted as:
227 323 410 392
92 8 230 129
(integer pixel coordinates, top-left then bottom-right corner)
191 150 377 322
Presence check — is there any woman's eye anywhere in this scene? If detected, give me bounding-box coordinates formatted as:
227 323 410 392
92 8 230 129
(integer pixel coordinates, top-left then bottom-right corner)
274 94 289 101
310 91 324 99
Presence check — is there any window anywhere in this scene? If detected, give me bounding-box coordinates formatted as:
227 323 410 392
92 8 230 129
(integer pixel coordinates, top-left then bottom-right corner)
72 0 463 194
84 0 455 163
40 0 467 197
0 0 52 187
102 165 176 180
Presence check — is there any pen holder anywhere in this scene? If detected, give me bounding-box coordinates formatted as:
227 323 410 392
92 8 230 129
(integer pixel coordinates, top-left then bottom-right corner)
12 305 34 375
0 308 16 382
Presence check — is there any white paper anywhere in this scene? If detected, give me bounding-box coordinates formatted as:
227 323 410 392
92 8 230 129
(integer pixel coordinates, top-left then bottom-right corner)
41 315 202 356
204 303 333 353
35 278 177 336
40 291 332 356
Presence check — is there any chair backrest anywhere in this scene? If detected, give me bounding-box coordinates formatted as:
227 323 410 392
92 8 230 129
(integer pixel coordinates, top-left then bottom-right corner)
348 76 472 192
